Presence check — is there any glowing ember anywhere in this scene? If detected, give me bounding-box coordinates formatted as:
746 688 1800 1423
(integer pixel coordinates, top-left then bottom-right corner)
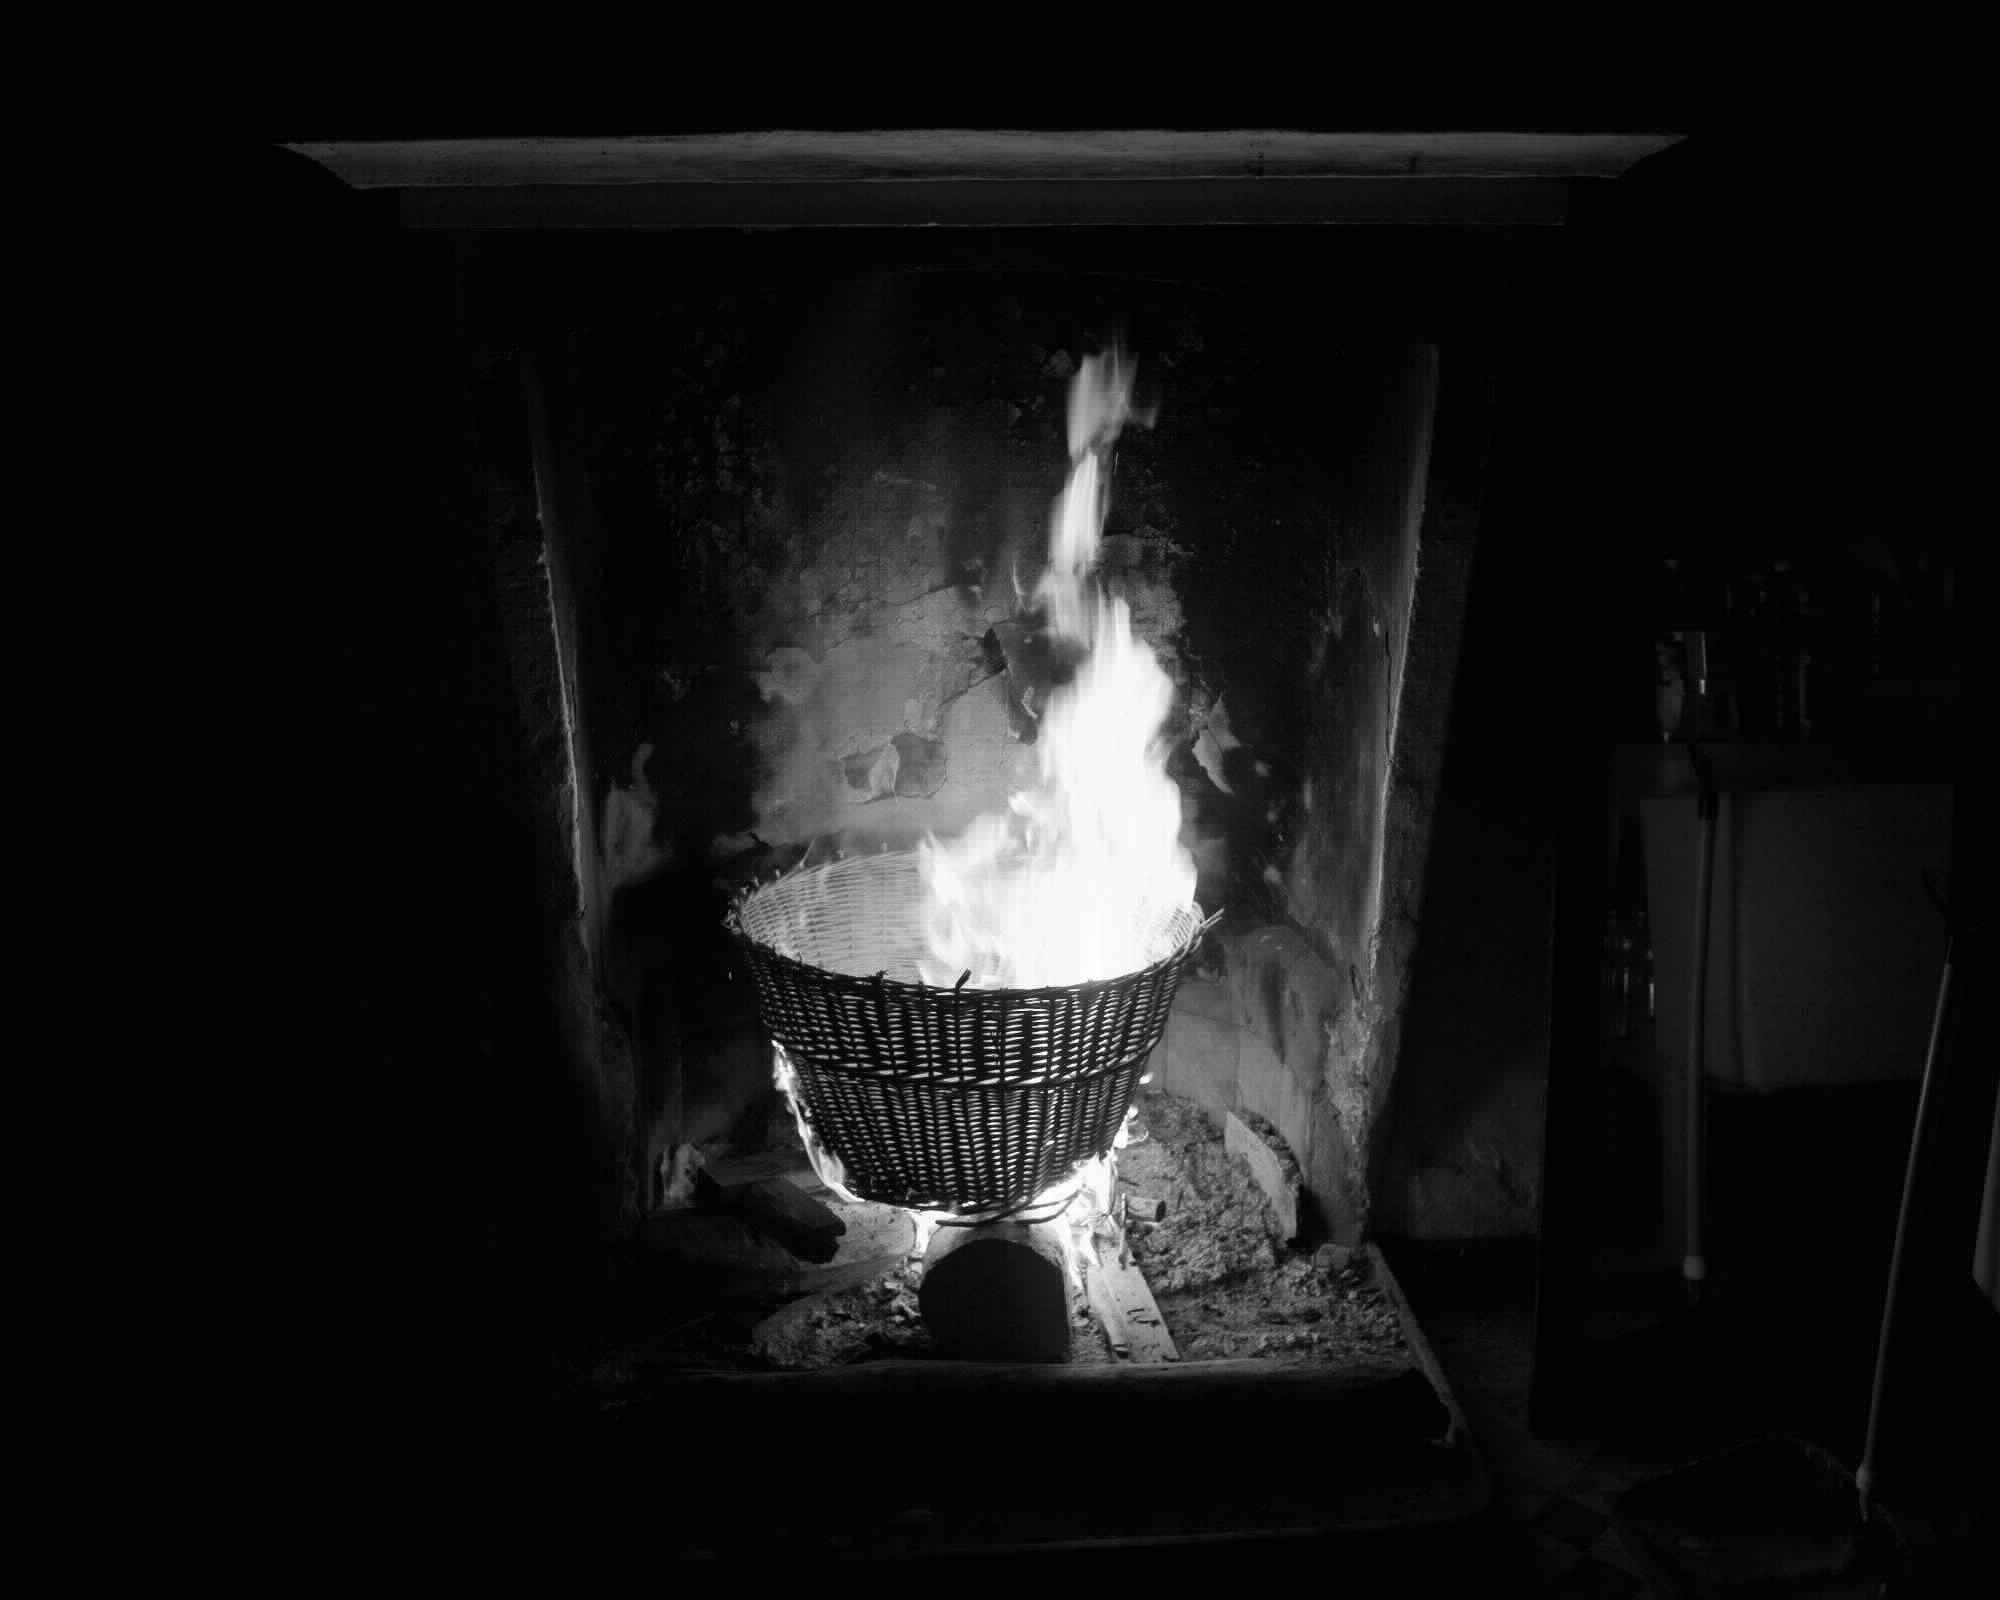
919 346 1195 991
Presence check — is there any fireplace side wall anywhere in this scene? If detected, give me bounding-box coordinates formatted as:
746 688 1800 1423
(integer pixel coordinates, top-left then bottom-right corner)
1158 346 1491 1243
455 295 648 1233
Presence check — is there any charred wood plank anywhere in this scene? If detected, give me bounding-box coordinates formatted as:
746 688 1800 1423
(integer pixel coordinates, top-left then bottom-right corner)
1080 1245 1132 1358
1092 1236 1179 1363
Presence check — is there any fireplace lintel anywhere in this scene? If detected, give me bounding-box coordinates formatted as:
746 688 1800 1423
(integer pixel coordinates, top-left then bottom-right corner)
290 129 1679 229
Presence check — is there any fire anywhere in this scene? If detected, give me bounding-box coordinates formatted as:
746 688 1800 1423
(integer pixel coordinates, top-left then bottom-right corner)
765 346 1186 1283
771 1043 858 1205
919 346 1194 991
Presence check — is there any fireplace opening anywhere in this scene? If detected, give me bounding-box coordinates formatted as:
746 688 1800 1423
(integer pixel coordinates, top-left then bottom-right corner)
417 226 1499 1538
317 204 1523 1546
516 252 1443 1212
506 241 1453 1180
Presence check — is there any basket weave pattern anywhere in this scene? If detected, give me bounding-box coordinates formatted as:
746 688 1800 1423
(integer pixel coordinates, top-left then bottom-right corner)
728 851 1204 1215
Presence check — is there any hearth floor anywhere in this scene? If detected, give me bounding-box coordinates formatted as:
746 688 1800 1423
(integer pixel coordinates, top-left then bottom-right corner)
1382 1240 2000 1596
553 1097 1493 1564
588 1091 1413 1382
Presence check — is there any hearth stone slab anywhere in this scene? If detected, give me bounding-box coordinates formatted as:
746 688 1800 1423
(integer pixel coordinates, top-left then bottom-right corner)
571 1246 1488 1564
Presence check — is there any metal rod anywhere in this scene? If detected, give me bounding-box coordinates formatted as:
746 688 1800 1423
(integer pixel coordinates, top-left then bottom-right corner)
1856 933 1955 1522
1684 754 1718 1299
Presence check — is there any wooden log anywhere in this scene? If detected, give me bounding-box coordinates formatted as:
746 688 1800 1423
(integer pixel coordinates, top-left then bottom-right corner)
638 1198 907 1297
697 1150 809 1187
634 1208 798 1280
695 1168 846 1264
917 1220 1071 1363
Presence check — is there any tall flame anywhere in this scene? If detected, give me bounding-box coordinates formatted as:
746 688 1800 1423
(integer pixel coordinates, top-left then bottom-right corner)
919 347 1194 990
766 347 1184 1283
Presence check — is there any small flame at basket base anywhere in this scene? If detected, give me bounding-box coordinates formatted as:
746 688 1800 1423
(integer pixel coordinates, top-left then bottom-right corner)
905 1138 1120 1297
772 1043 859 1205
774 1043 1147 1295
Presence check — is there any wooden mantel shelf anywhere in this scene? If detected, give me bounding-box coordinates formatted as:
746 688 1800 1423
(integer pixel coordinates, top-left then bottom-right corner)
287 130 1680 229
294 130 1678 187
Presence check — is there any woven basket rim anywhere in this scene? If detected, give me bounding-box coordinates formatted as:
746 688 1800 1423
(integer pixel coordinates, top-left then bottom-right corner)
725 848 1206 998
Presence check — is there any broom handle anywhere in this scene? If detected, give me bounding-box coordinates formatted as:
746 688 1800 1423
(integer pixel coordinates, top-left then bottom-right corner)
1684 748 1719 1300
1855 932 1955 1523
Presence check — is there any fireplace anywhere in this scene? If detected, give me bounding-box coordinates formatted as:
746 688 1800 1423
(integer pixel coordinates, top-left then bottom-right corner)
463 224 1480 1232
291 129 1694 1563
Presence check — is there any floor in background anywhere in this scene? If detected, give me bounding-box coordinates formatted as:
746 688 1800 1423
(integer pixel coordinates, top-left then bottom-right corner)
1376 1240 2000 1592
1386 1239 1674 1595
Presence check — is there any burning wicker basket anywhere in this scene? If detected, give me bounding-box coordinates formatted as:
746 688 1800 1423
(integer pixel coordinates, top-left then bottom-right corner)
727 850 1207 1217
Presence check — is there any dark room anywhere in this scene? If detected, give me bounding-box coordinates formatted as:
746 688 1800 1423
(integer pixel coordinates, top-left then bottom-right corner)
281 113 1988 1589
